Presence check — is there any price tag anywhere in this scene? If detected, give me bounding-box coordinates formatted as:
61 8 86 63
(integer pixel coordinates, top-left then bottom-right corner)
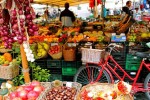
51 43 58 46
66 82 72 88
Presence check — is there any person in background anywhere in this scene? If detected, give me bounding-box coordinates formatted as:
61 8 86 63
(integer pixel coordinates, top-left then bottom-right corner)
59 2 76 27
122 1 133 16
133 6 142 21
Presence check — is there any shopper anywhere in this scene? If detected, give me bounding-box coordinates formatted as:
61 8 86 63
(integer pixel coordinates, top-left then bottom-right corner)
59 2 76 27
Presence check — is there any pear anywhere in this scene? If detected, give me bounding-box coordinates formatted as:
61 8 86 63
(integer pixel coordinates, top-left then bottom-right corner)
38 43 43 49
42 42 50 51
41 50 47 56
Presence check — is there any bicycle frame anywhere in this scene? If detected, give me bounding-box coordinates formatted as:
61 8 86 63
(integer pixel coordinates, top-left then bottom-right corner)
90 54 150 93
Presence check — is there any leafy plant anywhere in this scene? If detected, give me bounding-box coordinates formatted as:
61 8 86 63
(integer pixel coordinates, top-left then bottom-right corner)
12 62 50 86
12 74 24 86
29 62 50 82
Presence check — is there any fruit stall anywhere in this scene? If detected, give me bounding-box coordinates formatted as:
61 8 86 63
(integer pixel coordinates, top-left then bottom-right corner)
0 0 149 99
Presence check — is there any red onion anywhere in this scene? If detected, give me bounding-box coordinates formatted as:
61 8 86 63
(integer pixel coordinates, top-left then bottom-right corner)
17 36 23 40
26 7 30 11
19 10 23 15
23 36 27 41
32 25 37 30
26 14 32 19
4 42 8 47
11 33 16 37
17 90 28 100
12 10 17 16
18 39 23 44
30 0 33 3
12 24 18 30
10 92 18 99
27 91 39 99
34 31 38 35
33 86 44 94
4 36 8 40
29 28 34 33
8 45 12 49
4 31 9 35
8 38 13 43
15 31 20 34
0 18 4 24
21 28 25 33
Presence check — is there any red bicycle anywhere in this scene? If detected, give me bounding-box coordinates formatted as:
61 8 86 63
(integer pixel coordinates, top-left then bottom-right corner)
74 43 150 99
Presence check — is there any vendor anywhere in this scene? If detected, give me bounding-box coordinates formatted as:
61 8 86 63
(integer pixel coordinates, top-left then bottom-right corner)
59 2 76 27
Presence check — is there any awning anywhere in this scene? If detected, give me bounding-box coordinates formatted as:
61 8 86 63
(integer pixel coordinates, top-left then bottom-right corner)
33 0 89 7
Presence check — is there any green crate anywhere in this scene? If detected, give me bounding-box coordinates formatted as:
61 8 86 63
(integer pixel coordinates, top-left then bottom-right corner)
35 60 47 68
62 60 76 67
49 74 62 82
126 54 142 62
47 60 61 68
125 63 141 71
62 67 77 76
125 54 142 71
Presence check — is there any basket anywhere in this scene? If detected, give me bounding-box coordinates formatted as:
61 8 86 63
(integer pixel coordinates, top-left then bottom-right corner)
49 52 62 60
77 83 133 100
0 64 19 79
0 49 12 53
37 81 82 100
81 48 104 63
63 46 76 61
5 82 51 100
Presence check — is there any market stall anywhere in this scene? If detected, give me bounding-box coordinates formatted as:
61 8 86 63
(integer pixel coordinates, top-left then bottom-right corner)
0 0 149 99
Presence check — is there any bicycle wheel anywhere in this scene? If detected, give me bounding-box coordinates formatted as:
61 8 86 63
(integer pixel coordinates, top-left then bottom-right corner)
144 73 150 100
74 65 112 86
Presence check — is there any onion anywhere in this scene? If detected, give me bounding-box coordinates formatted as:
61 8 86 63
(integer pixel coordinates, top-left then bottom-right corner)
31 81 41 87
26 14 32 19
10 92 18 99
21 28 25 33
24 85 34 92
17 90 28 100
19 10 23 15
11 16 17 20
27 91 39 99
12 24 18 30
8 45 12 49
33 86 44 94
28 21 33 25
18 39 23 44
4 42 8 47
20 19 25 23
4 36 8 40
17 36 23 40
34 31 38 35
20 23 24 27
12 10 17 16
28 28 34 33
8 39 13 43
32 25 37 30
15 31 20 35
23 36 27 41
26 7 30 11
0 18 4 24
30 0 33 3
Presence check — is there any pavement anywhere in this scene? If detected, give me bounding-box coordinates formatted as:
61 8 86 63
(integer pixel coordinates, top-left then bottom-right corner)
134 93 149 100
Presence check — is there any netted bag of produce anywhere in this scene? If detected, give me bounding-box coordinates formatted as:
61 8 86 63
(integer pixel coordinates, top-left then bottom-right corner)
48 45 62 60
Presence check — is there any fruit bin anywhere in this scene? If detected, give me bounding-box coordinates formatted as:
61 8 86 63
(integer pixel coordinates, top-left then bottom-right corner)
47 60 61 68
125 54 142 71
37 81 82 100
0 64 19 79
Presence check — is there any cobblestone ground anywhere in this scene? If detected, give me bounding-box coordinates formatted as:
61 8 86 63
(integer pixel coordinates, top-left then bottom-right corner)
134 93 149 100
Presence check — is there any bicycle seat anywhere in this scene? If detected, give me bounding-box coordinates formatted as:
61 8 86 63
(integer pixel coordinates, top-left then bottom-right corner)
135 51 150 59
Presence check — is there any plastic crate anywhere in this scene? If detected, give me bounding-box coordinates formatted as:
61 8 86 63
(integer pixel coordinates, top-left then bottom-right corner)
49 74 62 82
125 54 142 71
47 60 61 68
62 67 77 76
48 68 62 74
62 60 76 67
35 59 47 68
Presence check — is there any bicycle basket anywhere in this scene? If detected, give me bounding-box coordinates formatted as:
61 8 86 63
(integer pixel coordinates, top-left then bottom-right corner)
81 48 104 63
